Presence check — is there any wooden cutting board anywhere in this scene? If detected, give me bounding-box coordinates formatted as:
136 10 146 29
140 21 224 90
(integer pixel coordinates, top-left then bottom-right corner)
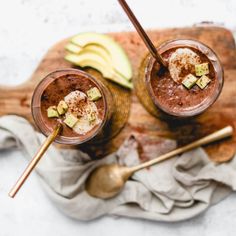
0 26 236 162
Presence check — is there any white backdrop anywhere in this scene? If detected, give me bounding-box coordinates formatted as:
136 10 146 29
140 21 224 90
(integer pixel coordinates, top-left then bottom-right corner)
0 0 236 236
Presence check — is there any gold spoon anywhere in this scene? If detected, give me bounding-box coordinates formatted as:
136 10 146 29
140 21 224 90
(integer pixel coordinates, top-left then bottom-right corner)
86 126 233 199
8 123 62 198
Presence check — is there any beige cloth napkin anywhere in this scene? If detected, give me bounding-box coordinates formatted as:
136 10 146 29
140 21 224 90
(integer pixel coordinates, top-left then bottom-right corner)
1 115 236 222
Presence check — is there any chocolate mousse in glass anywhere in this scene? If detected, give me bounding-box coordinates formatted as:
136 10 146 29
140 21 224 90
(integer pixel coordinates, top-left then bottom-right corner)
145 39 224 118
31 69 113 145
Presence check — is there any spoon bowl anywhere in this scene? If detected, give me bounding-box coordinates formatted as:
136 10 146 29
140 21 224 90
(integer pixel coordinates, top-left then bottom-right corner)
86 164 131 199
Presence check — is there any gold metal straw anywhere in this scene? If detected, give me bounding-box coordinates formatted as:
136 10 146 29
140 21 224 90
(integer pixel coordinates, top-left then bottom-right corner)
9 123 62 198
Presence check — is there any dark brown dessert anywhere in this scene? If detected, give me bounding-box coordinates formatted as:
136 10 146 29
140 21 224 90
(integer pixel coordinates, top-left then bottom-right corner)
151 48 216 111
41 74 105 138
145 40 224 117
32 69 113 145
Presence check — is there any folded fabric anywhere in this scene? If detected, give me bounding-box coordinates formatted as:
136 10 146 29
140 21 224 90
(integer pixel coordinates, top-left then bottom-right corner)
0 115 235 222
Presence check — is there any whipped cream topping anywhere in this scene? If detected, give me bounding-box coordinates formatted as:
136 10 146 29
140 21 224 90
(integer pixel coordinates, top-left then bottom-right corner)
64 90 101 135
168 48 201 83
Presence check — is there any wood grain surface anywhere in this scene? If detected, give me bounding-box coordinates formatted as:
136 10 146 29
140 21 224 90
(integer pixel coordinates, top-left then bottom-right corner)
0 26 235 162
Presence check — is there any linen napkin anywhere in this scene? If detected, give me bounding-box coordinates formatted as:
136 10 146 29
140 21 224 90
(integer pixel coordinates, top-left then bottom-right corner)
1 115 236 222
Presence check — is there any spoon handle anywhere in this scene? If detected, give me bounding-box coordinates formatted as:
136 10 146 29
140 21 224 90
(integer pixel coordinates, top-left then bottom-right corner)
8 123 62 198
118 0 166 67
130 126 233 172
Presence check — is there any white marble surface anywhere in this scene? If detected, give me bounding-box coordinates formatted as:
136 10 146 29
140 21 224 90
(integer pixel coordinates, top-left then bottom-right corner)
1 0 236 235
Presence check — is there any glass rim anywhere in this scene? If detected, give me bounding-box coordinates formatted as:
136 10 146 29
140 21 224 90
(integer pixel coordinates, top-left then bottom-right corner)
31 68 111 145
145 39 224 118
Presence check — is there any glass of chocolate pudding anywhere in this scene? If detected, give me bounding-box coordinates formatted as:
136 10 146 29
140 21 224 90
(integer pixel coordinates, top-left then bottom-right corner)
145 39 224 118
31 69 113 145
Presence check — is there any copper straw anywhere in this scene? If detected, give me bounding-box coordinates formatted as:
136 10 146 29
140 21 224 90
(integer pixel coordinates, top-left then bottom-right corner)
118 0 167 67
9 123 62 198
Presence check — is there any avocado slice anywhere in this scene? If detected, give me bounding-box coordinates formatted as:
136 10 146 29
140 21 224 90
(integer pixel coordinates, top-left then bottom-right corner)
83 44 111 65
66 43 111 65
195 63 209 76
64 113 78 128
65 43 82 54
66 43 125 80
182 74 198 89
47 106 59 118
57 100 68 115
87 87 102 101
196 75 211 89
65 52 133 89
71 32 132 81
